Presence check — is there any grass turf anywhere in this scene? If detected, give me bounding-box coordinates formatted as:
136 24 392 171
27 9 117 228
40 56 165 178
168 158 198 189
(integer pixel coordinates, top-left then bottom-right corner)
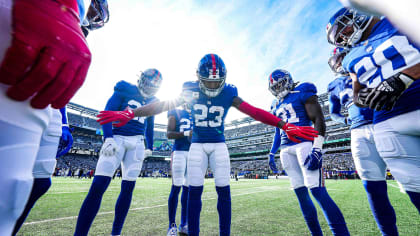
19 178 419 235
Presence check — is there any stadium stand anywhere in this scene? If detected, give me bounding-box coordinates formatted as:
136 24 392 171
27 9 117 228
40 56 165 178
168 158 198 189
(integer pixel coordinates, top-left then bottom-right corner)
59 93 355 179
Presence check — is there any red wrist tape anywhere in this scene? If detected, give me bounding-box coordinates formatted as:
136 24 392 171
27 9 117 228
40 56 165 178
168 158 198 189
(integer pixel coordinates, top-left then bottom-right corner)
238 101 282 127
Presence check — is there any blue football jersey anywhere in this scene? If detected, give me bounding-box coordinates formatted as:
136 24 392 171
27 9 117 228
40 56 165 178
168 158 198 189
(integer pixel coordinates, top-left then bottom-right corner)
182 81 238 143
167 109 193 151
342 18 420 124
105 80 157 137
328 76 373 129
271 82 316 146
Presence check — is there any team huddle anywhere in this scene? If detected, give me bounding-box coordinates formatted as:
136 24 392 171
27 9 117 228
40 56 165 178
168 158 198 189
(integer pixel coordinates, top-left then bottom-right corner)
0 0 419 236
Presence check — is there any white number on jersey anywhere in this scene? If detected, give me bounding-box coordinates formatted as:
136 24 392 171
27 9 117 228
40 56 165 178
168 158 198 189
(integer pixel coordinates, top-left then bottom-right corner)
355 35 420 88
127 100 146 124
179 118 191 132
193 104 225 127
276 103 299 123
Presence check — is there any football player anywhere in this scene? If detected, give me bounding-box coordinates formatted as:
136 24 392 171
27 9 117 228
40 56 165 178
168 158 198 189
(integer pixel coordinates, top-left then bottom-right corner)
74 69 161 236
97 53 319 236
327 7 420 212
268 69 350 236
0 0 92 234
328 47 398 235
166 105 193 236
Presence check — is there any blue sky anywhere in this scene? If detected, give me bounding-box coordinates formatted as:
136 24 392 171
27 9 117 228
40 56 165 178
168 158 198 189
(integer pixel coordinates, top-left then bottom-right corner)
72 0 343 124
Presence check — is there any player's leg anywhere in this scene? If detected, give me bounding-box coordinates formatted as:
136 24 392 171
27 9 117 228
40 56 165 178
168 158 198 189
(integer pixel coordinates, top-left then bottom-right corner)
351 124 398 235
179 151 189 233
187 143 208 236
112 135 145 236
374 110 420 213
74 135 125 236
209 143 231 236
280 145 322 236
297 142 349 236
168 150 187 232
13 109 62 235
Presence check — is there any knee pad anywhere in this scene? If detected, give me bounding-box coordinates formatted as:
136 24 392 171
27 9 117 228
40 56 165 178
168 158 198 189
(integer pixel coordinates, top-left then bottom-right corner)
95 157 118 178
386 159 420 193
2 177 33 218
215 175 230 187
33 159 57 178
122 164 141 181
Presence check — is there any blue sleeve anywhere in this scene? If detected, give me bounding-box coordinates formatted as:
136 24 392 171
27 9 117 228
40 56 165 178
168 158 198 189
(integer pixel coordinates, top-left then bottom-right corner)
145 116 154 150
60 107 68 125
270 127 281 154
299 83 317 104
329 94 347 125
102 92 124 139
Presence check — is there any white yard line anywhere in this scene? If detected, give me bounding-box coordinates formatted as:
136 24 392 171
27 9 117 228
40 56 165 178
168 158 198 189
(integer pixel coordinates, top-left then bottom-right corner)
24 186 288 225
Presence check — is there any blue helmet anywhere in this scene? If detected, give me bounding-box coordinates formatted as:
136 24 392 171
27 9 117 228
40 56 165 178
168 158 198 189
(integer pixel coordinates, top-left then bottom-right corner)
328 47 349 75
196 54 227 97
268 69 294 99
82 0 109 31
137 68 162 98
326 7 372 48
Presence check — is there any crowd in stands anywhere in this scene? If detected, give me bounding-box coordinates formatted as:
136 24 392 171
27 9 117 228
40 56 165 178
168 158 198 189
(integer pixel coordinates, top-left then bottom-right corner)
68 112 100 129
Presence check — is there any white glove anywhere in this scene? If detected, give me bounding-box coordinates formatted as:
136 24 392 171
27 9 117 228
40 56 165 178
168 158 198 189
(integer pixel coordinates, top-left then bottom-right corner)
100 138 118 156
145 149 153 157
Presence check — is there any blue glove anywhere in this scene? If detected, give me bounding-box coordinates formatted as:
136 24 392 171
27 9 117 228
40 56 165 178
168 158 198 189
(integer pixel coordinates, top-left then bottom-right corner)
56 126 73 158
268 153 279 174
304 148 323 170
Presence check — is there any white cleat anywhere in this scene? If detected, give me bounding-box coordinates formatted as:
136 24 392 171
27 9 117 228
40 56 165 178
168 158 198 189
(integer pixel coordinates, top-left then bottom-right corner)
167 223 178 236
178 224 188 235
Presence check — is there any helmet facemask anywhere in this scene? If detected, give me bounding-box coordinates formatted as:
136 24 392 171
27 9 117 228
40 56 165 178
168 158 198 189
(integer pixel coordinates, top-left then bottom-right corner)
83 0 109 31
197 71 226 98
269 72 294 99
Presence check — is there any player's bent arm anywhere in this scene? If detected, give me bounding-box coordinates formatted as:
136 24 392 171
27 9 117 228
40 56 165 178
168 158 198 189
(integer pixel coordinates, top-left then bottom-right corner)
351 73 369 108
400 62 420 81
270 128 281 154
328 94 347 125
304 95 326 149
145 116 154 150
166 116 189 140
133 99 183 118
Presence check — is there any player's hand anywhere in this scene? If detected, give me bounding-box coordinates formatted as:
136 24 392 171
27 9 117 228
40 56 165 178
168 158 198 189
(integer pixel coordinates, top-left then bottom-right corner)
281 123 318 143
365 73 414 111
144 149 153 157
97 110 135 127
56 125 73 158
355 87 372 108
268 153 278 174
100 138 118 156
304 148 323 170
0 0 91 109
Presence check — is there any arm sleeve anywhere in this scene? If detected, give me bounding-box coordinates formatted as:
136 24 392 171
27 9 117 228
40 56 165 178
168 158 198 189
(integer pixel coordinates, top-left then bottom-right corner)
237 101 282 127
328 94 347 125
145 116 154 150
60 107 68 125
102 92 123 139
270 127 281 154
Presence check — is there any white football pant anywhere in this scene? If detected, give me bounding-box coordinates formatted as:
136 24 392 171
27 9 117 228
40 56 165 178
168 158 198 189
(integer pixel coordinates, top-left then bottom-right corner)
95 135 145 181
280 142 323 189
351 124 387 181
0 1 52 234
373 110 420 193
172 150 188 186
188 143 230 187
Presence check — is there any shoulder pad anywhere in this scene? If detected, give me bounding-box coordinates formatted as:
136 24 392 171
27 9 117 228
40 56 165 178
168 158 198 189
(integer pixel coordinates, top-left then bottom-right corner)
224 83 238 92
296 82 317 94
114 80 138 95
182 81 198 90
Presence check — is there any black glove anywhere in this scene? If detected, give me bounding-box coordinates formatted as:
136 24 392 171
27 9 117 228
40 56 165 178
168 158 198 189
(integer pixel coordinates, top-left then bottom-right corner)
355 87 372 108
365 73 414 111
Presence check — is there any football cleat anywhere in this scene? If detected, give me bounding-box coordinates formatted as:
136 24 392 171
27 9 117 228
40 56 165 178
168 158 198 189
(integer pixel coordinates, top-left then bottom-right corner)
167 223 178 236
178 225 188 235
197 53 227 97
268 69 294 99
137 68 163 98
326 7 372 47
328 47 349 75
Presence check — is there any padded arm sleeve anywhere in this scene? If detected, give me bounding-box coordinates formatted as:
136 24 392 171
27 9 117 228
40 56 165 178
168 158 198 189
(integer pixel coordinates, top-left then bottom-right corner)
270 127 281 154
238 101 282 127
328 94 347 125
145 116 155 150
102 92 123 139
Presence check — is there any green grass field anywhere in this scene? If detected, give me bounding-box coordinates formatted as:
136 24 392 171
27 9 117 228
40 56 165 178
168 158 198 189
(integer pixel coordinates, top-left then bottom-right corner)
20 178 419 236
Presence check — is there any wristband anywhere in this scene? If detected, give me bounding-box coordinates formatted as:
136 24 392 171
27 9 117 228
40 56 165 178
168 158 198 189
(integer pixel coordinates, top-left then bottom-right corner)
312 136 325 150
399 73 414 89
184 130 191 137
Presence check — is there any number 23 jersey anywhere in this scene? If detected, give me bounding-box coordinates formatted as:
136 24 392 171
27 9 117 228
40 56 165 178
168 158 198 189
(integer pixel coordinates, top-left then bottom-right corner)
182 81 237 143
342 18 420 124
271 82 316 146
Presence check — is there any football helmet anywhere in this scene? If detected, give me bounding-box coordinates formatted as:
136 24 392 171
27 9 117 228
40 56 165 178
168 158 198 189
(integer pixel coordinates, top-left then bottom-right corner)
197 54 227 97
268 69 294 99
326 7 372 47
138 68 162 98
328 47 349 75
82 0 109 31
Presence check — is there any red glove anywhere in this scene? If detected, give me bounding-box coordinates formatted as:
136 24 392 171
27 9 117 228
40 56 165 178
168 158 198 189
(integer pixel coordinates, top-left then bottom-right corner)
282 123 318 143
0 0 91 109
97 110 135 127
